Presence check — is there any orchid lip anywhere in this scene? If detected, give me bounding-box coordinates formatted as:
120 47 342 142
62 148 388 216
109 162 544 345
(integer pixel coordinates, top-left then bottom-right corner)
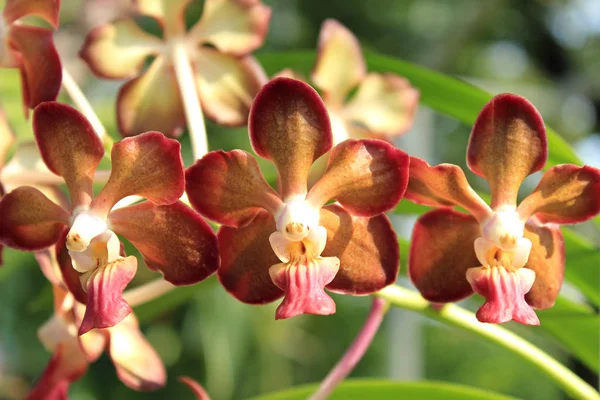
67 211 109 252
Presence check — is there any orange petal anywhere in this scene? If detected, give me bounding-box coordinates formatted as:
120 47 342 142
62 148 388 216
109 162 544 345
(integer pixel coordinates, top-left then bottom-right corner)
342 73 419 137
518 164 600 224
409 208 480 302
109 201 219 285
523 219 565 309
92 132 183 216
117 57 186 137
193 48 266 126
9 25 62 110
185 150 282 228
189 0 271 55
33 102 104 209
405 156 491 221
0 186 69 250
307 139 409 216
79 19 163 79
135 0 190 37
217 209 283 304
249 77 332 199
3 0 60 28
467 93 547 209
311 19 365 101
108 313 166 391
321 204 399 295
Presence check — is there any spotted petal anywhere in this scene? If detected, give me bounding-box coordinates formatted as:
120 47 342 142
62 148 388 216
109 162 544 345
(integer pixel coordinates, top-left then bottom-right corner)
9 25 61 111
321 204 399 295
3 0 60 27
92 132 184 217
405 156 491 221
523 219 565 309
311 19 365 102
249 77 332 199
518 164 600 224
189 0 271 55
0 186 69 250
117 57 186 137
217 209 283 304
79 19 163 79
307 139 409 216
186 150 282 228
33 102 104 209
409 208 480 302
467 94 547 209
109 201 219 285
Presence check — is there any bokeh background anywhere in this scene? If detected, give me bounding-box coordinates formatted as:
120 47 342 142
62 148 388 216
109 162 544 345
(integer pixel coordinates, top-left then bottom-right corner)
0 0 599 399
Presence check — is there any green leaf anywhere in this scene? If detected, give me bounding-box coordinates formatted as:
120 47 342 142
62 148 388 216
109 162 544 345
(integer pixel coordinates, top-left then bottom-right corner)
249 379 518 400
562 228 600 306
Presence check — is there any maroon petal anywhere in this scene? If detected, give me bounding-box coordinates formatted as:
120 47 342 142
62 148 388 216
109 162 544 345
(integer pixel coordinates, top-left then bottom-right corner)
409 208 480 303
270 257 339 319
467 94 547 209
0 186 69 250
3 0 60 27
109 201 219 285
56 231 88 305
249 77 332 199
78 256 138 335
307 139 409 216
9 25 61 110
33 102 104 209
518 164 600 224
92 132 184 217
217 209 283 304
186 150 282 227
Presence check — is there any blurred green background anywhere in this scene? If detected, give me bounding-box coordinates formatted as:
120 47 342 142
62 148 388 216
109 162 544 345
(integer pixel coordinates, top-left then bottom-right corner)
1 0 599 399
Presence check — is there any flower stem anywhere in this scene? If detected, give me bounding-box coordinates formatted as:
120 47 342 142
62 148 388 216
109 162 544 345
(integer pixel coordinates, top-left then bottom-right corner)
309 297 389 400
172 41 208 160
61 68 113 152
375 285 600 400
123 278 176 307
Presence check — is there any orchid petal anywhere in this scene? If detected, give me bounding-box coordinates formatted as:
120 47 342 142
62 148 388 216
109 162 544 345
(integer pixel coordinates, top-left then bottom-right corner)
518 164 600 224
79 19 163 79
134 0 190 37
409 208 480 302
3 0 60 28
467 93 547 209
342 73 419 136
193 48 266 126
117 57 186 137
109 201 219 285
33 102 104 209
311 19 365 101
0 186 69 250
217 209 283 304
92 132 184 217
180 377 211 400
405 156 492 221
9 25 61 110
307 139 409 216
320 204 399 295
249 77 332 199
78 256 137 335
185 150 282 227
523 219 565 309
108 314 166 391
189 0 270 55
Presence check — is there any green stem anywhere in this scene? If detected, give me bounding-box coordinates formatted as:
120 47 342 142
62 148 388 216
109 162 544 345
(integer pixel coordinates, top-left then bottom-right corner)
375 285 600 400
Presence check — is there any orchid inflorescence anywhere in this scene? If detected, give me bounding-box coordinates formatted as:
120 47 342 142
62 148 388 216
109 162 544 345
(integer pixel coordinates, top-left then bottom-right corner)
0 0 599 399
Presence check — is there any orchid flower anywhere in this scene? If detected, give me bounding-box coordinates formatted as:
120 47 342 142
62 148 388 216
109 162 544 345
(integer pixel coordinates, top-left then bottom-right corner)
27 251 165 399
186 77 409 319
0 102 219 334
405 93 600 325
79 0 271 137
279 19 419 145
0 0 62 113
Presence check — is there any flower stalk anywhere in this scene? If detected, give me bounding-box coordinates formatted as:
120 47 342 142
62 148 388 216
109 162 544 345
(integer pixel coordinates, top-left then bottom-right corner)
172 41 208 160
309 297 388 400
375 285 600 400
